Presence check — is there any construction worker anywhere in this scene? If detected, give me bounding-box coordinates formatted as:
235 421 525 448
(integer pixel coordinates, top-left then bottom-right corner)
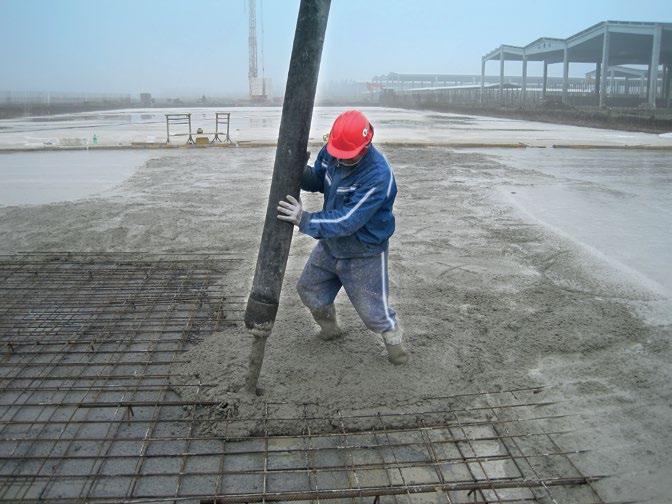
277 110 408 365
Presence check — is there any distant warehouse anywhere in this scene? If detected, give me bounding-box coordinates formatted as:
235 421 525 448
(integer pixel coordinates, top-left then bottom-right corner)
385 21 672 110
482 21 671 108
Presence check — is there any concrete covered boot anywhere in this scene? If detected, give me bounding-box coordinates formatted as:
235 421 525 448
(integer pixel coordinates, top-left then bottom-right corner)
382 325 408 365
310 304 344 341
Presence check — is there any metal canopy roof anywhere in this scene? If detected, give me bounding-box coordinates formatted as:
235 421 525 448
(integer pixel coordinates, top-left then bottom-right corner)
483 20 672 65
585 65 648 78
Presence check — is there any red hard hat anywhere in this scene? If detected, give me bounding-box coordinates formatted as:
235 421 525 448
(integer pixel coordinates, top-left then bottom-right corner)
326 110 374 159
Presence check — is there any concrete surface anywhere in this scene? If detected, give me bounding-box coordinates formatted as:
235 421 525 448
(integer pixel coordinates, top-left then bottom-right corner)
0 144 670 502
1 106 672 150
0 150 153 205
488 148 672 322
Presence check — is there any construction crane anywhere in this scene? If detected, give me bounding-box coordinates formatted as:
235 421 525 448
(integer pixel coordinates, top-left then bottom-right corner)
248 0 258 98
248 0 270 102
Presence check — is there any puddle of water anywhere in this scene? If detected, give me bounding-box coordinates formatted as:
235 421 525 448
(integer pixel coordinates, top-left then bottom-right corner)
0 150 154 206
494 148 672 295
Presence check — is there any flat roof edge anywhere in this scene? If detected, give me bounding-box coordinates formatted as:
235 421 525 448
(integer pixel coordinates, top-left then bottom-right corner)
482 20 672 60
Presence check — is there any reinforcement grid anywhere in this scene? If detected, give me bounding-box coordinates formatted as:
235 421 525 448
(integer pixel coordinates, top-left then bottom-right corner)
0 253 609 504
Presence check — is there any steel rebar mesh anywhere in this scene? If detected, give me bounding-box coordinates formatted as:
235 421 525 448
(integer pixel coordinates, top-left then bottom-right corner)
0 254 607 503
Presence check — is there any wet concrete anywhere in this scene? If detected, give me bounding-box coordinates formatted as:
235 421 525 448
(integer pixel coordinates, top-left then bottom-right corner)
0 150 154 206
1 106 672 149
0 145 670 502
487 148 672 324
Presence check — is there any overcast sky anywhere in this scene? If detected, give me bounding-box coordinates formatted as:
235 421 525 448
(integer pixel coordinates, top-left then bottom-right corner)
1 0 670 97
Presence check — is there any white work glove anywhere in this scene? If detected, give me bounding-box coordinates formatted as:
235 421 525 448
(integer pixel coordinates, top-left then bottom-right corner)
277 195 303 226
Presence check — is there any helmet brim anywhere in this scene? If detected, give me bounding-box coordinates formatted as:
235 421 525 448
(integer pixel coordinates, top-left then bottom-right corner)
326 141 368 159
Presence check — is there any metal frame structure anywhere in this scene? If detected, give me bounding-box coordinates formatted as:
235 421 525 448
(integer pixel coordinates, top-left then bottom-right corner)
372 72 584 93
211 112 233 144
0 253 610 503
482 20 672 108
166 113 195 144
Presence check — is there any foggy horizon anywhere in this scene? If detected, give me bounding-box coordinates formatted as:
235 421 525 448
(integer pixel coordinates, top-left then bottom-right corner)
1 0 671 98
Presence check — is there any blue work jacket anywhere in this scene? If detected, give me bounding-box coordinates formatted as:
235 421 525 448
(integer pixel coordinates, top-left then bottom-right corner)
298 144 397 258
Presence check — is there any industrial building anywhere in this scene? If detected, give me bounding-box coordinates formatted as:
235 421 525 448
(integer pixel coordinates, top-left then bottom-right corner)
482 21 672 108
381 21 672 110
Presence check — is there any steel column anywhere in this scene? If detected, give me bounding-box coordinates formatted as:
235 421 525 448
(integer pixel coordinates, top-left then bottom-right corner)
599 27 610 108
522 54 528 105
562 45 569 103
661 64 667 102
499 50 504 104
480 58 486 104
648 25 662 108
665 64 672 107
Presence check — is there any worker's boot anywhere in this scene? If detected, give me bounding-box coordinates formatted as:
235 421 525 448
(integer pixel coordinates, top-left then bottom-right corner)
382 325 408 365
310 305 344 341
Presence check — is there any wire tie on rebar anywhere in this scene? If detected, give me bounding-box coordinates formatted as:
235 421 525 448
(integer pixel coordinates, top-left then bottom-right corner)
126 405 135 426
5 342 13 354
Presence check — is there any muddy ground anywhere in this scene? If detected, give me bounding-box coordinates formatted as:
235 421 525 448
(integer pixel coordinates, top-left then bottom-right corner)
0 146 670 502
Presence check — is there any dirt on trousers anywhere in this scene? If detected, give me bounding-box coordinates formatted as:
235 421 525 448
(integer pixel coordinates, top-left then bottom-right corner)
0 146 670 502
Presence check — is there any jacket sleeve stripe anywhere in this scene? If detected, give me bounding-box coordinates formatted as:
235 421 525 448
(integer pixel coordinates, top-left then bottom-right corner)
386 168 395 197
310 186 377 224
